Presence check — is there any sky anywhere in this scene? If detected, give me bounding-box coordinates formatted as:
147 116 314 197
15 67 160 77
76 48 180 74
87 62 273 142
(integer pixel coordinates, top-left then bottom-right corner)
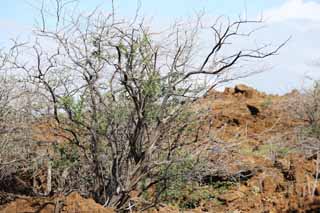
1 0 320 94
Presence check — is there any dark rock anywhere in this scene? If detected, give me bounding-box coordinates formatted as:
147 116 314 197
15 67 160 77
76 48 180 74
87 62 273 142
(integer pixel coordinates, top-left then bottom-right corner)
247 104 260 116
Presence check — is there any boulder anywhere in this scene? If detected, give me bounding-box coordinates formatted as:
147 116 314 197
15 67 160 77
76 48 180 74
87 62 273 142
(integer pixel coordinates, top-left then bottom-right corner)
234 84 256 98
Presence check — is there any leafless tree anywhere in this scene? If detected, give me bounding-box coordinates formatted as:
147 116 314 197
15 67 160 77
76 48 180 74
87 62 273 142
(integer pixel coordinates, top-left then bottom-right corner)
0 49 39 202
7 0 287 210
289 81 320 198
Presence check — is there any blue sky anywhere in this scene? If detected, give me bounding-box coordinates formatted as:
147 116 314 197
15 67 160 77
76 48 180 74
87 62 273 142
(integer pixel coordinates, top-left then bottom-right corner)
0 1 286 25
0 0 280 26
1 0 320 94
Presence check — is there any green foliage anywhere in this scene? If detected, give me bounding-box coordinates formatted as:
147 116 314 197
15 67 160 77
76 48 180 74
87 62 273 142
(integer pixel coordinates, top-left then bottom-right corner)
59 96 85 123
142 72 161 99
240 143 292 158
210 181 236 193
161 179 234 209
170 185 214 209
303 125 320 139
109 96 131 122
144 103 161 123
52 143 80 170
156 150 234 209
260 97 273 109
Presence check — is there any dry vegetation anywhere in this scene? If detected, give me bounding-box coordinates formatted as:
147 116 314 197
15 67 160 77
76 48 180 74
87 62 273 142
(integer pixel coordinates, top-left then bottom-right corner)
4 0 320 212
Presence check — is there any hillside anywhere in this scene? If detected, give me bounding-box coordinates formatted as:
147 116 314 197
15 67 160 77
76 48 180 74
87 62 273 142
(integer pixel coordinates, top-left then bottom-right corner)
189 85 317 212
2 85 320 213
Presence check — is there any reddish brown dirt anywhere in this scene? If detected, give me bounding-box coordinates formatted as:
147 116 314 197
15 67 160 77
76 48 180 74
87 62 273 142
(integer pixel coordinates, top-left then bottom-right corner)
194 84 301 143
2 84 319 212
0 192 114 213
147 85 318 212
187 85 320 212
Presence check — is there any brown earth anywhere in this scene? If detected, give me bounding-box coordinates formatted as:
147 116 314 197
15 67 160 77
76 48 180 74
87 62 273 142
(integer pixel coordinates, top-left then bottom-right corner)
2 84 320 212
186 85 320 212
0 192 114 213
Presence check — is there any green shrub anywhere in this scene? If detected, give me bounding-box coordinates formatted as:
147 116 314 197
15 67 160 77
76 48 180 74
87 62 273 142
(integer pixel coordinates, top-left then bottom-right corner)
52 143 80 170
156 150 235 209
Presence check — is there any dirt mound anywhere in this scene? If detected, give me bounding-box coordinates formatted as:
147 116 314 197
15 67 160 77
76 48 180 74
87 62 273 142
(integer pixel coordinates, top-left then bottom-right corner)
197 84 300 142
188 85 320 212
0 192 114 213
217 154 320 212
191 84 301 176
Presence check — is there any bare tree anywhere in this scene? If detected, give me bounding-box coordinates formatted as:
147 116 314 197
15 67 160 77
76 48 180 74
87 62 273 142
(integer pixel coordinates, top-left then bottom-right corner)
7 0 287 210
0 49 39 203
289 81 320 198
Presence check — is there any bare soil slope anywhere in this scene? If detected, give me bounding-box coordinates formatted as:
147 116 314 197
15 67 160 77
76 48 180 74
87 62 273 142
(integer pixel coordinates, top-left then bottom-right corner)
2 85 320 213
189 85 320 212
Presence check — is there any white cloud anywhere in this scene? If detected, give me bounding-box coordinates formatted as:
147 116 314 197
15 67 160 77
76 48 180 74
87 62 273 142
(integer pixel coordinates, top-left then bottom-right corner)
264 0 320 23
234 0 320 94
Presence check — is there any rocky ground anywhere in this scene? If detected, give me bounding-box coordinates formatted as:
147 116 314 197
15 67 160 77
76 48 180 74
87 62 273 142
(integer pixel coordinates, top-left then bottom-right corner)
2 85 320 212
